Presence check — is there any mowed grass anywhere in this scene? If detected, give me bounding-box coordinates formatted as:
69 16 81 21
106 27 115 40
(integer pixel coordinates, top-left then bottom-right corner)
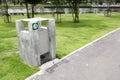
0 13 120 80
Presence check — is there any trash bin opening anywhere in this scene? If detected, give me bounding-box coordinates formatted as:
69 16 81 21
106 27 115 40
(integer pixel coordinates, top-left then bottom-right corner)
40 52 51 64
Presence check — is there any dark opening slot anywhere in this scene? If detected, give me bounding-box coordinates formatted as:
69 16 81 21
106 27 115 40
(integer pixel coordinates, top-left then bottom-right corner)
40 52 51 64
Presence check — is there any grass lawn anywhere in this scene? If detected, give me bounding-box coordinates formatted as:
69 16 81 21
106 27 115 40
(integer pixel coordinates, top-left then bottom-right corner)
0 13 120 80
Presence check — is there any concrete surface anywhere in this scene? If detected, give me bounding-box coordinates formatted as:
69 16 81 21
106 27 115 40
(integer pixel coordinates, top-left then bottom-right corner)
26 28 120 80
16 18 56 67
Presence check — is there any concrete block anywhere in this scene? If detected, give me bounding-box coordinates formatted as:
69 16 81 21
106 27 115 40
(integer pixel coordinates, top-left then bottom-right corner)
16 18 56 67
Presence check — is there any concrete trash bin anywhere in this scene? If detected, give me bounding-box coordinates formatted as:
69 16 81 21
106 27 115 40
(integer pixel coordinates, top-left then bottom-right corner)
16 18 56 67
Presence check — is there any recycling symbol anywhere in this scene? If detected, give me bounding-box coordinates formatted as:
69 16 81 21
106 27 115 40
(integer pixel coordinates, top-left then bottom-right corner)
32 23 39 30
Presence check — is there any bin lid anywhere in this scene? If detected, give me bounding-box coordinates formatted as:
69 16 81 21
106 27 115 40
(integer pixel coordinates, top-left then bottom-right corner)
21 18 49 22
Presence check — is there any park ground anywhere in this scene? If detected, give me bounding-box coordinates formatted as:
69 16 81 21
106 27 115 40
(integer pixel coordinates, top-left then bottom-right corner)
0 12 120 80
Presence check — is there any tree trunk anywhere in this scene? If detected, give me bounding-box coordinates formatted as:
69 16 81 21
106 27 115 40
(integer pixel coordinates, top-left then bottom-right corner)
56 7 59 22
55 0 61 23
25 1 30 18
4 0 10 23
104 2 111 17
72 0 79 23
32 5 34 18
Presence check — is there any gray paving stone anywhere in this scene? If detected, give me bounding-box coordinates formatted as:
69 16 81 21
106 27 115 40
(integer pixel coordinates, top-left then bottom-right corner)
26 28 120 80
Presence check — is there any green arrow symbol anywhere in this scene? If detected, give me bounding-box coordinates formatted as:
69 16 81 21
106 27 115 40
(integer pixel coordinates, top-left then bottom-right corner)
32 23 39 30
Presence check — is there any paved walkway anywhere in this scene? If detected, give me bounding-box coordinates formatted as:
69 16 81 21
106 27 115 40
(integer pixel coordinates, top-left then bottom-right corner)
26 28 120 80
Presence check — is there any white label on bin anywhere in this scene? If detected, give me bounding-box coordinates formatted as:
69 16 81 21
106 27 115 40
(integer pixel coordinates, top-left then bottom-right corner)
32 23 39 30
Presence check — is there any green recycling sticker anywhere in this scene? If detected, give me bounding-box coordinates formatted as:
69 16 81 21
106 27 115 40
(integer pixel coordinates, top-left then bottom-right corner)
32 23 39 30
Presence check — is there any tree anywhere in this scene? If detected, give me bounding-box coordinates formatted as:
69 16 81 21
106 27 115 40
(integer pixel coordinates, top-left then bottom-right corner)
47 0 64 23
19 0 42 18
0 0 2 4
91 0 116 4
24 0 30 18
10 0 19 5
3 0 11 23
18 0 30 18
103 0 112 16
116 0 120 3
67 0 80 23
54 0 62 23
28 0 42 18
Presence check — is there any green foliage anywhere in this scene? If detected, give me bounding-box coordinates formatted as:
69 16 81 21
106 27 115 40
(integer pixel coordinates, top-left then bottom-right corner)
116 0 120 3
27 0 42 5
44 5 92 8
91 0 117 4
